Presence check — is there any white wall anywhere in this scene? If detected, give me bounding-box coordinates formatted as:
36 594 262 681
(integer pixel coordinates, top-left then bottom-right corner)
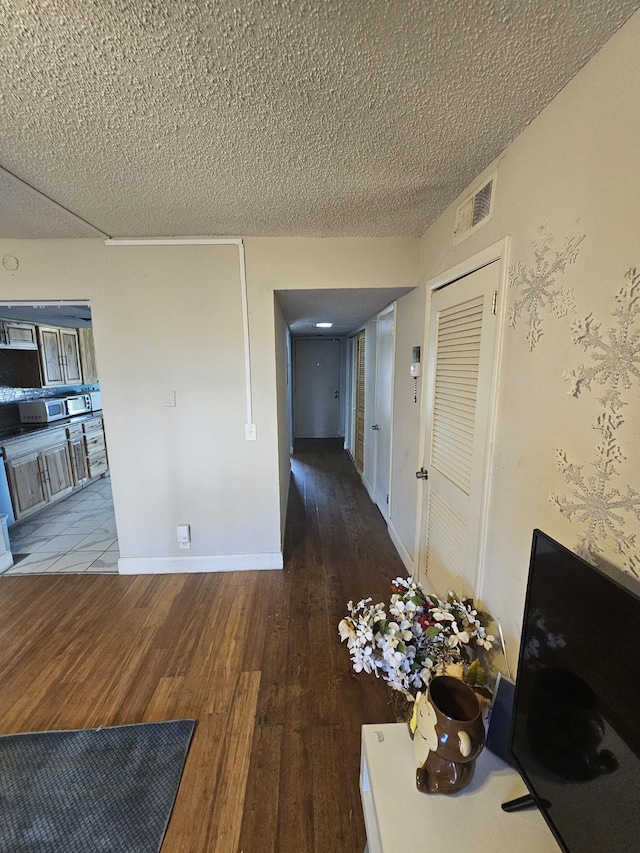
0 240 284 571
246 234 418 521
273 295 291 545
0 236 417 572
415 9 640 665
361 316 378 499
388 285 427 568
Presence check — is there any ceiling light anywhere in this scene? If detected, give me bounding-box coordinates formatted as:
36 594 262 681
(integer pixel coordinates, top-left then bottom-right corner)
315 322 333 328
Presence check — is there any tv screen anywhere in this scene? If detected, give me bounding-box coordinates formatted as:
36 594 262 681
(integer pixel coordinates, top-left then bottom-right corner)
508 529 640 853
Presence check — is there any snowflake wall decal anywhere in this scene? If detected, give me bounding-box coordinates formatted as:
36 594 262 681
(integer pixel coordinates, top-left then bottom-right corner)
551 411 640 568
552 269 640 576
563 267 640 411
508 226 585 350
551 444 640 576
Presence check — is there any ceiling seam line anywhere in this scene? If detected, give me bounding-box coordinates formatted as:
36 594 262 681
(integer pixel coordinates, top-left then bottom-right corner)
0 164 111 239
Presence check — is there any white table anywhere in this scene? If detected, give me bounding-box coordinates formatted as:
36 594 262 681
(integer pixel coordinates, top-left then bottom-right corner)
361 724 562 853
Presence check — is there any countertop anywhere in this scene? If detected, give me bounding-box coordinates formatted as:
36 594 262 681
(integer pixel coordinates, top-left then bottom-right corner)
0 411 103 446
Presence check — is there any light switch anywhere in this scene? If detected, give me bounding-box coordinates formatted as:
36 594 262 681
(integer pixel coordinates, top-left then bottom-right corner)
165 390 176 407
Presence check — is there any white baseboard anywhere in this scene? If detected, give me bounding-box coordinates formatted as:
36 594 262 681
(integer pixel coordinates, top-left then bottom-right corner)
387 519 415 576
118 552 284 574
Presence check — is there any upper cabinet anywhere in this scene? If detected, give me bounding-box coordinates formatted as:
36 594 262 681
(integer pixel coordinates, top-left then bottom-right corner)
0 319 96 388
0 320 38 350
38 326 83 386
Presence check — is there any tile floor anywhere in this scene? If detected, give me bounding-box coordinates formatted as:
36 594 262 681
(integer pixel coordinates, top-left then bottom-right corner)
4 476 118 575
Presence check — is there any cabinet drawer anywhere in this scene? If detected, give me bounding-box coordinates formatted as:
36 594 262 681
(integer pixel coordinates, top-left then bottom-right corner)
87 452 108 478
83 418 104 436
67 425 84 441
85 434 106 454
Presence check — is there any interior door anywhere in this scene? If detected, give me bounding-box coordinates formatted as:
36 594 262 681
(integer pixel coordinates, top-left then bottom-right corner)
354 331 365 474
373 309 395 517
293 338 341 438
418 261 500 597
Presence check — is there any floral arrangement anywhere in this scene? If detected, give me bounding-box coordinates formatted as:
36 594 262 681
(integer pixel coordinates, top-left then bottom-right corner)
338 576 495 697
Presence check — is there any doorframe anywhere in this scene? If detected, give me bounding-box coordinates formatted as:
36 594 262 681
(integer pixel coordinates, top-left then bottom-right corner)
371 303 396 519
0 298 117 564
413 237 510 597
291 335 346 439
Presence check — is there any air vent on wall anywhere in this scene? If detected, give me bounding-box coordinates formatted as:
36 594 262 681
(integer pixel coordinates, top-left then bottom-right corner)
454 173 496 243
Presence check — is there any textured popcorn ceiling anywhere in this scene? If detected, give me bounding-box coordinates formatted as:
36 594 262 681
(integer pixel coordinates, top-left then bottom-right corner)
1 0 638 239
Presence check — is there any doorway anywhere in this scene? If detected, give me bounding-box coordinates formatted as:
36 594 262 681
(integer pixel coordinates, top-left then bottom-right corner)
0 301 118 575
372 307 395 518
293 338 342 439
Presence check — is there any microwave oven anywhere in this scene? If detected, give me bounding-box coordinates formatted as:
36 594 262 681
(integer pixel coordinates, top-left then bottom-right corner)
66 394 92 416
18 398 68 423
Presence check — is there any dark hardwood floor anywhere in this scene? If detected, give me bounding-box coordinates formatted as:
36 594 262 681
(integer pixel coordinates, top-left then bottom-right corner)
0 441 400 852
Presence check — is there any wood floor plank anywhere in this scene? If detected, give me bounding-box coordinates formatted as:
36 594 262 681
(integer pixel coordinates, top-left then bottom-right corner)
205 670 262 853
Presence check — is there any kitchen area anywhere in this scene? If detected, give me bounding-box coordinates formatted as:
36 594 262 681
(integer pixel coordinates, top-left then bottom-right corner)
0 306 117 575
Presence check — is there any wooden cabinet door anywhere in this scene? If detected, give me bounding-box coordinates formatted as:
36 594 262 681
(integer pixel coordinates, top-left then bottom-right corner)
41 442 74 500
60 329 82 384
84 417 108 478
78 327 98 383
69 433 89 485
0 321 38 349
6 455 48 518
39 326 64 385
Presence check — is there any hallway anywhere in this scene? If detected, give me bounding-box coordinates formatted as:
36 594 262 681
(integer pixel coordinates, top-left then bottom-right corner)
0 441 401 852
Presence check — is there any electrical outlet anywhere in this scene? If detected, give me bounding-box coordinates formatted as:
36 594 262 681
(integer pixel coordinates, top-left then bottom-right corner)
245 423 257 441
176 523 191 549
165 390 176 407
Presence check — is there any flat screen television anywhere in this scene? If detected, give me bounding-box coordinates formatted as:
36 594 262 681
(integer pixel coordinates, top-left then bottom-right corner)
506 529 640 852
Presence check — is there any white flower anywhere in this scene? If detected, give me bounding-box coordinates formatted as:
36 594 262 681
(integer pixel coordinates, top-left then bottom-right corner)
431 608 454 622
339 579 494 694
447 621 470 648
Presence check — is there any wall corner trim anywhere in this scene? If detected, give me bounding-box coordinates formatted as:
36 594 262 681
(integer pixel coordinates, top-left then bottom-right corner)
387 519 414 575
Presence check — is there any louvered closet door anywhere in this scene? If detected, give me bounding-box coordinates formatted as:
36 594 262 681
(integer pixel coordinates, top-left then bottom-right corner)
422 261 499 598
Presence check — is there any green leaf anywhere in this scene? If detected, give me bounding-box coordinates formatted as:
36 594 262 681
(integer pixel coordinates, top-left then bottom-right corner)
465 659 487 685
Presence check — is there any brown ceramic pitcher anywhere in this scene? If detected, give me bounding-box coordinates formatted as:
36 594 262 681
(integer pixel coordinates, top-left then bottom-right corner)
413 675 485 794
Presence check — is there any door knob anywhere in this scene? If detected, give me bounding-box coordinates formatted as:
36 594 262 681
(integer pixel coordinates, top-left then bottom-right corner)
415 467 429 480
371 424 380 431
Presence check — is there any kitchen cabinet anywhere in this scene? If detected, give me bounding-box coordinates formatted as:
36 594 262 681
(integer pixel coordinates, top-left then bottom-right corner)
78 327 98 384
2 416 107 521
67 424 89 486
38 325 82 386
0 320 38 350
5 451 49 517
4 428 75 520
83 417 108 479
40 438 75 501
